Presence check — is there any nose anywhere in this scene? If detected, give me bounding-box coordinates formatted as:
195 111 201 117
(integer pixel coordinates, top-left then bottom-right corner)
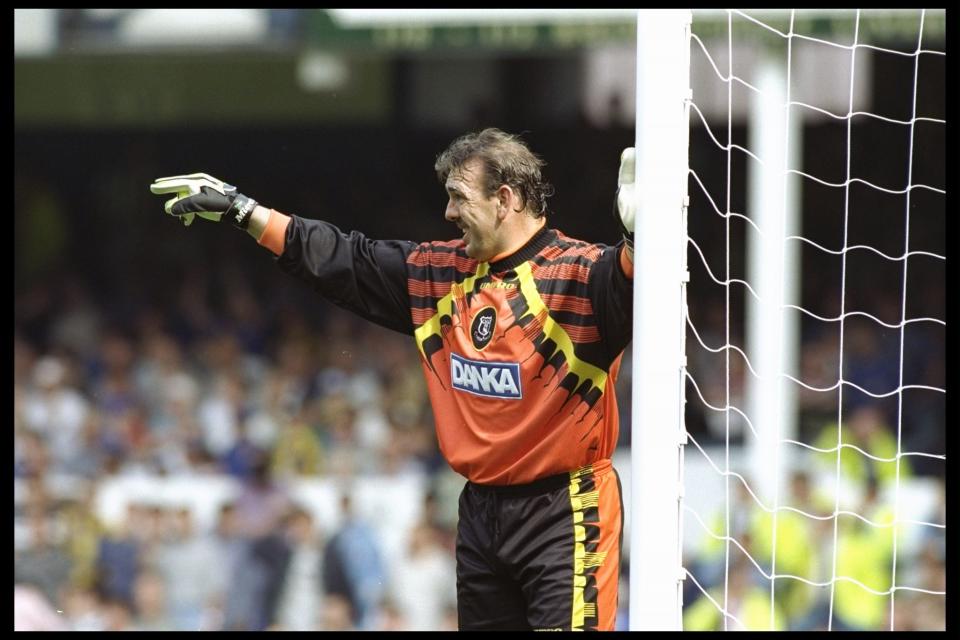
445 200 458 222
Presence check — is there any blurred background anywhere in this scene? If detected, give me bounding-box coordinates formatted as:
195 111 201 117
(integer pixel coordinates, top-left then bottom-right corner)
14 9 945 632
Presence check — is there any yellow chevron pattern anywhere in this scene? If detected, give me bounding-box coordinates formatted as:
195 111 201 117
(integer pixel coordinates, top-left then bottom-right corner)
569 464 605 631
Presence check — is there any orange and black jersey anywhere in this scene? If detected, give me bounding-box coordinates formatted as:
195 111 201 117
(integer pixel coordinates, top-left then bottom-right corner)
276 217 632 485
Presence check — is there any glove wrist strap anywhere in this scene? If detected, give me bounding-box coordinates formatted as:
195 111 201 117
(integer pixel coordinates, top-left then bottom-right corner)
613 194 634 251
228 194 259 230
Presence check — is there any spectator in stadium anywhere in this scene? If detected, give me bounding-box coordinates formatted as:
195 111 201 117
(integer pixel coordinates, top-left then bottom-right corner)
387 521 457 630
322 492 385 630
22 355 91 473
202 502 245 631
246 520 294 630
812 402 911 493
149 127 635 631
686 476 756 601
14 504 73 609
196 371 247 463
270 404 326 478
130 569 176 631
316 392 368 477
273 506 325 631
832 478 896 631
14 429 52 480
154 507 223 630
683 551 787 631
917 478 945 566
94 503 147 608
60 486 105 592
221 455 293 630
134 331 196 429
748 471 820 627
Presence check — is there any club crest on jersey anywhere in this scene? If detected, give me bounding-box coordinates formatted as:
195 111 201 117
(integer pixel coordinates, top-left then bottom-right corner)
470 306 496 350
451 353 521 399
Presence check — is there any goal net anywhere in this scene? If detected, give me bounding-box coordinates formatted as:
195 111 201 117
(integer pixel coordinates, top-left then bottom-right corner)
630 8 945 632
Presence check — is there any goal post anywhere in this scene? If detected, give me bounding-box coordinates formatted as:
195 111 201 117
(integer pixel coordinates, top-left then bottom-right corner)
745 52 802 510
629 9 692 631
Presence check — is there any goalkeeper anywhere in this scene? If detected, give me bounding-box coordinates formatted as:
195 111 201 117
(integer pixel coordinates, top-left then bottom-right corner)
150 129 636 631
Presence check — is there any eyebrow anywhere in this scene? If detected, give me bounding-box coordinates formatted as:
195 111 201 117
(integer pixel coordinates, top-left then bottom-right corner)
445 184 467 197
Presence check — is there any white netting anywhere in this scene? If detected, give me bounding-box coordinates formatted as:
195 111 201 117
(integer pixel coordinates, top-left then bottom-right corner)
681 9 945 631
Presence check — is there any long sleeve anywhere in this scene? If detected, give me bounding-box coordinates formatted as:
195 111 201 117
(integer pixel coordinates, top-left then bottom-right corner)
587 240 634 363
275 215 418 335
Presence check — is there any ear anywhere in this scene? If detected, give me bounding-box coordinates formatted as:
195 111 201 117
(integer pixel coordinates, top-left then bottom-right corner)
496 185 517 217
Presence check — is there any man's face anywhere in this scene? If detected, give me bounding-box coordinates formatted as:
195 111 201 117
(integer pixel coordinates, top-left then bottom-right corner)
444 158 501 261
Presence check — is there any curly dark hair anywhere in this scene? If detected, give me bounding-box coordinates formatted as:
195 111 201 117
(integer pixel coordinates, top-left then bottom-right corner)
434 128 555 218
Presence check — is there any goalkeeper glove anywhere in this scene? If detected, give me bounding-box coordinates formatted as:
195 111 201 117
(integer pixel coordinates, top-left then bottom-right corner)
614 147 636 251
149 173 259 229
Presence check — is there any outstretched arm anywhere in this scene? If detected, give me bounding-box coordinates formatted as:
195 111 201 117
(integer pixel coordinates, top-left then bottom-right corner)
148 173 417 335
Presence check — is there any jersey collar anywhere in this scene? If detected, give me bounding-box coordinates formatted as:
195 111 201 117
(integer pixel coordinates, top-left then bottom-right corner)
487 225 555 273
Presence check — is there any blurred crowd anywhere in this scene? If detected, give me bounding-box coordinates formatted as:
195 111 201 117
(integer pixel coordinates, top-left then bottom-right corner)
15 273 460 631
681 466 945 631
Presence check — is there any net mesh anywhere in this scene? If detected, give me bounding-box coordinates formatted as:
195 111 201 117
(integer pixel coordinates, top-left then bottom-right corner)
681 8 945 632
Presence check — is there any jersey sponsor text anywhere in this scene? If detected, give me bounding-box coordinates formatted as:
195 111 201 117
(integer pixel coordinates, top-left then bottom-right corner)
451 353 522 399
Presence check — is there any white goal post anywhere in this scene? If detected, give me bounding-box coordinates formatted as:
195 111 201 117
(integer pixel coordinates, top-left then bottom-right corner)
629 9 692 631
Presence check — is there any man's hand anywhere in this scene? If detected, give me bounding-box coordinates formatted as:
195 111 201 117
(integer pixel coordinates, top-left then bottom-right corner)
149 173 259 229
614 147 636 251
